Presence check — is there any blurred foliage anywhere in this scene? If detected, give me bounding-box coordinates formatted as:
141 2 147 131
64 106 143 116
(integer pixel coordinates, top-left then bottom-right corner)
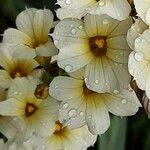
0 0 150 150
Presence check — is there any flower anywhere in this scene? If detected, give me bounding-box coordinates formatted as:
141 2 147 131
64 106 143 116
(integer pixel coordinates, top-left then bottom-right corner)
127 18 148 50
33 121 97 150
0 77 59 136
56 0 131 21
0 45 40 88
128 26 150 99
134 0 150 25
52 14 132 93
2 8 58 58
49 71 141 135
0 87 22 140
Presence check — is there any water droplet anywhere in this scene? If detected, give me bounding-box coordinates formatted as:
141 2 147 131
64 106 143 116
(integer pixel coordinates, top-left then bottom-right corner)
14 91 18 94
65 0 72 5
121 99 127 104
70 24 73 27
134 52 144 62
55 85 58 89
64 64 73 72
71 28 76 34
117 13 121 17
79 25 83 29
42 145 46 150
95 80 99 84
88 115 92 119
102 19 109 25
62 103 69 109
68 109 77 117
54 40 58 45
113 90 119 94
99 0 105 6
79 111 84 116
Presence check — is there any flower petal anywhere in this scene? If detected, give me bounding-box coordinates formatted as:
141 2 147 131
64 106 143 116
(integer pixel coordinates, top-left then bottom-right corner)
58 43 94 72
52 18 88 49
0 70 12 88
90 0 131 21
16 8 37 38
49 76 83 101
86 94 110 135
35 38 58 57
3 28 33 47
33 9 53 44
0 98 24 116
103 90 140 116
85 56 119 93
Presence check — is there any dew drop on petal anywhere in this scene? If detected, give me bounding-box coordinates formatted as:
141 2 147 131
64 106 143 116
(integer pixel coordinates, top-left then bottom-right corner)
113 90 119 94
88 115 92 119
54 40 59 45
134 52 144 62
71 28 76 34
121 99 127 104
62 103 69 109
79 25 83 29
65 0 72 5
102 19 109 25
68 109 77 117
42 145 46 150
14 91 18 95
70 24 74 27
79 111 84 116
99 0 105 6
55 31 59 35
64 64 73 72
95 80 99 84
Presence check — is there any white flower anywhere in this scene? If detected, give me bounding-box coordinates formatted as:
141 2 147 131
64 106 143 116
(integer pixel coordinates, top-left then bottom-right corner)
134 0 150 25
52 14 132 93
33 121 97 150
2 8 58 58
0 45 40 88
0 77 59 137
128 28 150 99
49 72 141 135
56 0 131 21
127 18 148 50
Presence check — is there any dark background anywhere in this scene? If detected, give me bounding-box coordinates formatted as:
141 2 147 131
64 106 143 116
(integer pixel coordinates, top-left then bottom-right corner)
0 0 150 150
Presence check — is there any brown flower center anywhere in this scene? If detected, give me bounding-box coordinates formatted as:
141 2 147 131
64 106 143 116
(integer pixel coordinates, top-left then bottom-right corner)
53 121 64 135
25 103 38 117
89 36 107 57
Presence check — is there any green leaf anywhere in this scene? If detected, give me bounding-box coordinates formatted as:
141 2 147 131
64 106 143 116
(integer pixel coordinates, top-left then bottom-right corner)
98 116 127 150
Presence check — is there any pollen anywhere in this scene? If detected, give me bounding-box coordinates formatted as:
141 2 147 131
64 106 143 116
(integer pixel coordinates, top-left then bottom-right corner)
89 36 107 56
53 121 64 135
25 103 38 117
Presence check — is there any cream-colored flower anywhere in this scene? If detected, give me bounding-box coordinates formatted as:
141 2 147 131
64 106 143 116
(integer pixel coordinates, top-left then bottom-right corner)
52 14 132 93
49 72 141 135
128 27 150 98
0 45 40 88
0 87 22 140
127 18 148 50
3 8 58 58
33 122 97 150
56 0 131 21
134 0 150 25
0 77 59 136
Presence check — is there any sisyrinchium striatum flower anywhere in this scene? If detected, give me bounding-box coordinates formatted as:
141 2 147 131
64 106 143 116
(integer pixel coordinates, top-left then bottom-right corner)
49 69 141 135
52 14 133 93
56 0 131 21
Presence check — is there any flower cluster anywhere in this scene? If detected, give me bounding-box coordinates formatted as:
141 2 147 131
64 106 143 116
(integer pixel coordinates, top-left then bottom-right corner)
0 0 144 149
